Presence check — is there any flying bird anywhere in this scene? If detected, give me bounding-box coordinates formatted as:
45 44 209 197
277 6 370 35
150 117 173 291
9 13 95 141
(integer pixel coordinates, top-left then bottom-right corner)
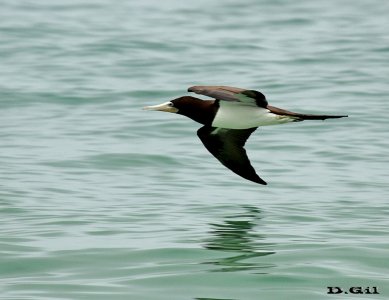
144 86 347 185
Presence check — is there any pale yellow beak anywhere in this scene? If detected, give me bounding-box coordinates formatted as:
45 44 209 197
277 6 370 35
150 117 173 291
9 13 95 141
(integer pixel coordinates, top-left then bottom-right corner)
143 101 178 113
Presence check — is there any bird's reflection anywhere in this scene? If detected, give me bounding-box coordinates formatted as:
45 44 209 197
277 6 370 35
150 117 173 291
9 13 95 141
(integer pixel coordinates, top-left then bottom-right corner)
203 205 275 273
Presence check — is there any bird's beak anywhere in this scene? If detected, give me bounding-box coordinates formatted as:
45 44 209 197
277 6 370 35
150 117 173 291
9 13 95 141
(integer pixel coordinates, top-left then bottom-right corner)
143 101 178 113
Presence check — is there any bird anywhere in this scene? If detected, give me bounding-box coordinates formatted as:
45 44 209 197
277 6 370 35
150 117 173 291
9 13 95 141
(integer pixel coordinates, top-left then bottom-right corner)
144 86 347 185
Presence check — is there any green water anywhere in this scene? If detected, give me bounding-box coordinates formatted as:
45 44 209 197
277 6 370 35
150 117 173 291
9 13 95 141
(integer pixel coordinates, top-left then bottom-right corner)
1 0 389 299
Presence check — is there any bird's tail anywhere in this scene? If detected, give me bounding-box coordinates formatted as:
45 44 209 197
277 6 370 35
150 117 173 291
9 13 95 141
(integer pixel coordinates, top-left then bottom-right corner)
267 105 348 121
290 113 347 121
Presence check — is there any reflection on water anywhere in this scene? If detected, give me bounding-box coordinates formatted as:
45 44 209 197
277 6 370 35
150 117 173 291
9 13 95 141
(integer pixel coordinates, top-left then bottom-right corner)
203 206 275 273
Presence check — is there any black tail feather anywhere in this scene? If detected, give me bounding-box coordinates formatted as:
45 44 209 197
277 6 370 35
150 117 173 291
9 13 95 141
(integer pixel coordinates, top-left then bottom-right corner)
294 114 348 121
267 105 348 121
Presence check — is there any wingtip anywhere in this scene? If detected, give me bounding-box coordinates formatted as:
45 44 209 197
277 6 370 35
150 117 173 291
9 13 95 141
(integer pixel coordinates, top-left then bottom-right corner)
187 86 196 92
252 176 267 185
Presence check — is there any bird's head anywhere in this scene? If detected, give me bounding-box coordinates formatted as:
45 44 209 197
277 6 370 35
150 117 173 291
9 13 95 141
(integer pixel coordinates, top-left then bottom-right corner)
143 96 205 114
144 96 215 125
143 100 179 113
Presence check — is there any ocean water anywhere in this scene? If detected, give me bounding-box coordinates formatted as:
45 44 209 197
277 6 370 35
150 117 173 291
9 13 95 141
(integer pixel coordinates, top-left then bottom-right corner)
1 0 389 299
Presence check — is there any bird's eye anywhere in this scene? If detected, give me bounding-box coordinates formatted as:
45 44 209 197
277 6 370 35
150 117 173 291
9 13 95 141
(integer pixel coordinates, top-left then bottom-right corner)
168 102 174 107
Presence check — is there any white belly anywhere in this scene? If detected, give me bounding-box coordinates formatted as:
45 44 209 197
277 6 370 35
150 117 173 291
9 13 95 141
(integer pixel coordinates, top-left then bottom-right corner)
211 101 295 129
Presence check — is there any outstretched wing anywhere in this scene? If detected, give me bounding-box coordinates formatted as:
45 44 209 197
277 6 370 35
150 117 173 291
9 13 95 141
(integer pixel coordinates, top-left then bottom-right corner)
197 126 267 185
188 85 268 108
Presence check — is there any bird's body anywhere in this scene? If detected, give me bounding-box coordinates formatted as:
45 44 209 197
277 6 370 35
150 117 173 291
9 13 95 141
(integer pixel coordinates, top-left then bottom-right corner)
144 86 347 185
212 100 297 129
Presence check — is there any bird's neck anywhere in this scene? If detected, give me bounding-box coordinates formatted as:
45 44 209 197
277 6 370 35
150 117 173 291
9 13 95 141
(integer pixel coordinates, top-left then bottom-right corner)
178 98 218 126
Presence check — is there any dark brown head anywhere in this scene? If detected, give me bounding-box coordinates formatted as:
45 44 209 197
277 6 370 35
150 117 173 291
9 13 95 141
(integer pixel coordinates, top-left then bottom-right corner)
144 96 217 125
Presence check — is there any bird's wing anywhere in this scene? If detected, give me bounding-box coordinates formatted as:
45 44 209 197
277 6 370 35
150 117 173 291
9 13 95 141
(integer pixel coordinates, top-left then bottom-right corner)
197 126 267 185
188 86 268 108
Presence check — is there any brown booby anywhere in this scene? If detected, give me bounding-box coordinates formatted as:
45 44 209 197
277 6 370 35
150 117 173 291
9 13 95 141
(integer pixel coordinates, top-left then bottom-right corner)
144 86 347 185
